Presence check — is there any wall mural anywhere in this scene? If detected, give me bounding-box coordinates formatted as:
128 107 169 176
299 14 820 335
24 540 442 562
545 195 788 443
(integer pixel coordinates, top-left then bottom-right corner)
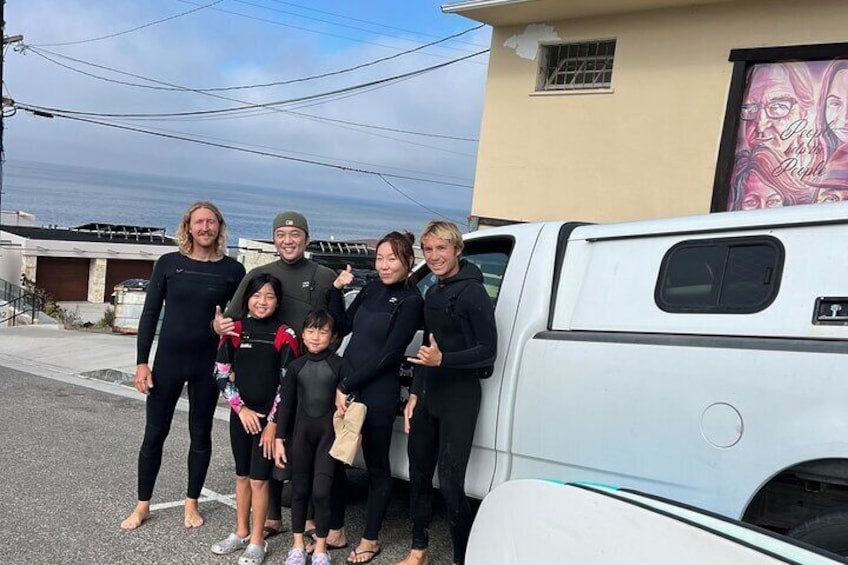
728 60 848 210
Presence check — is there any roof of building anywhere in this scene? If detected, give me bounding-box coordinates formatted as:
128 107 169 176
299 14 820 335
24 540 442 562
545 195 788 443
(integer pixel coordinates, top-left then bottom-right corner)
0 223 177 246
441 0 734 25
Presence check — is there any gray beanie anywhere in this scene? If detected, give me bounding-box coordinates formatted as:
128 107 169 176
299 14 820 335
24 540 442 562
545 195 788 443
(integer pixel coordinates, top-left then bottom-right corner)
272 211 309 237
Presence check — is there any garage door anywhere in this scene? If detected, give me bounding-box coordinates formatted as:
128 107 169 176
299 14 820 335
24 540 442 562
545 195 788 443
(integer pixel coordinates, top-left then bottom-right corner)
104 260 154 302
35 257 90 301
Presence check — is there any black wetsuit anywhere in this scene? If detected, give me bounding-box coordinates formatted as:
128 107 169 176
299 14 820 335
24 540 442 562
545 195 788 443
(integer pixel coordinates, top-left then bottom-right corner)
215 317 299 480
224 257 344 334
335 279 423 540
275 349 344 538
407 260 497 565
224 256 346 520
135 251 245 502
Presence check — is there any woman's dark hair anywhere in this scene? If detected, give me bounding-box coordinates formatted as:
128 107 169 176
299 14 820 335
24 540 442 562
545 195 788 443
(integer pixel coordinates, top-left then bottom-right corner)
303 309 335 334
376 230 416 272
241 273 282 314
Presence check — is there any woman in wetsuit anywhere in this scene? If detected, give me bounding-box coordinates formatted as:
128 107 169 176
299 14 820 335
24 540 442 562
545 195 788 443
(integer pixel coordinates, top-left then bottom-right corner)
332 231 423 564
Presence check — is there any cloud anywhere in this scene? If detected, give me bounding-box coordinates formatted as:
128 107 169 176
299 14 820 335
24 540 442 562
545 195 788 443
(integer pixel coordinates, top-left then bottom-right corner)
6 0 490 212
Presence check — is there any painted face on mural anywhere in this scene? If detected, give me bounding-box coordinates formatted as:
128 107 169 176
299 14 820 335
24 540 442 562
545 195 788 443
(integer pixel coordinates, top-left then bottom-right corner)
825 69 848 145
740 172 784 210
817 188 848 203
741 65 806 155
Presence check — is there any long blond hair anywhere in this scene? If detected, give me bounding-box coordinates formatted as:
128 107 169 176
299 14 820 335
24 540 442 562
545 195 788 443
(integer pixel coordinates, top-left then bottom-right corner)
176 201 229 256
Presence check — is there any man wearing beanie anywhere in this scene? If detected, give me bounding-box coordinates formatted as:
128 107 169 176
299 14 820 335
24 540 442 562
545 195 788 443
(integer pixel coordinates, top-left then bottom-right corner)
213 210 349 539
216 211 346 335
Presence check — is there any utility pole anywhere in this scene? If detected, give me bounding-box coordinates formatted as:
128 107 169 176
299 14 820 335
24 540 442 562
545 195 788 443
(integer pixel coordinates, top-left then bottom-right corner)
1 0 5 218
0 0 22 219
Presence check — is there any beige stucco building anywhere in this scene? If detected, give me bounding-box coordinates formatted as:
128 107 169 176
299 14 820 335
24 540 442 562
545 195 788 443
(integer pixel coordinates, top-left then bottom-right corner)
444 0 848 227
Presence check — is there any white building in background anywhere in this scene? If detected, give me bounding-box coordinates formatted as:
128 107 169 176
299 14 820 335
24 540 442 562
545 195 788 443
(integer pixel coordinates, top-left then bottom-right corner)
0 218 176 303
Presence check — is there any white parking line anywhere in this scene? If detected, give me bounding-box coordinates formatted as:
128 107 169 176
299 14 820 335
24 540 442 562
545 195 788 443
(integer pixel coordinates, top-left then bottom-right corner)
150 487 237 511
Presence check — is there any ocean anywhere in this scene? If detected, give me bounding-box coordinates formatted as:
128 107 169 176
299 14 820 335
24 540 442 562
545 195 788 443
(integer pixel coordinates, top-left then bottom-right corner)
1 161 471 244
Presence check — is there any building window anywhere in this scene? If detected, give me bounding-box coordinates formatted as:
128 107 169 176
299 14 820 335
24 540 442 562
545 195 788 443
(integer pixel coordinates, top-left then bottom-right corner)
655 236 783 314
538 40 616 91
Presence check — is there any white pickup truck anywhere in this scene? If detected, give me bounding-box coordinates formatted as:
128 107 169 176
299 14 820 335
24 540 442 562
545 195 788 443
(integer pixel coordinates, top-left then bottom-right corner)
384 202 848 556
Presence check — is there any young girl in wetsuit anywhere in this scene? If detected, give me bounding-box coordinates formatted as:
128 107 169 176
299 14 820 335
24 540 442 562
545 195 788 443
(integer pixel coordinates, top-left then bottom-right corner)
274 309 344 565
210 273 299 565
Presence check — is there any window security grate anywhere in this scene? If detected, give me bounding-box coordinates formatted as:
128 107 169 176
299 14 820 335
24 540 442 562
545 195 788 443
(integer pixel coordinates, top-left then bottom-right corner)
539 40 616 91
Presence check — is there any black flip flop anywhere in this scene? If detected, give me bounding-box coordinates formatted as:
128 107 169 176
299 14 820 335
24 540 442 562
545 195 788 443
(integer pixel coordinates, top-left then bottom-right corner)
346 547 381 564
262 525 286 540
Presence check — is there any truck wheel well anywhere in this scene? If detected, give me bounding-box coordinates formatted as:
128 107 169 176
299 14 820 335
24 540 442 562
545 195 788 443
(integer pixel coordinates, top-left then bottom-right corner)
743 458 848 532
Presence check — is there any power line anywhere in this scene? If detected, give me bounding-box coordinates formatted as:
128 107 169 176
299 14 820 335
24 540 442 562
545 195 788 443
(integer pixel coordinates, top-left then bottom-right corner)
175 0 487 66
258 0 488 49
22 48 488 119
287 111 478 142
377 174 463 223
228 0 483 56
27 24 485 94
27 46 480 143
15 104 474 190
32 0 224 47
102 117 474 182
20 53 475 159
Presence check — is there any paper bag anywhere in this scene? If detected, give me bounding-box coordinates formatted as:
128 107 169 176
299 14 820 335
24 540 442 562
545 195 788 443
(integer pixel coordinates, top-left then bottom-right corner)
329 401 367 465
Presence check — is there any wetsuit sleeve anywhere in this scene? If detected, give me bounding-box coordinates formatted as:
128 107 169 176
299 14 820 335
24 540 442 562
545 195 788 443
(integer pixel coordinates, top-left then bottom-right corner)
410 313 429 397
268 327 299 423
328 285 347 337
275 356 302 439
214 332 244 413
224 261 246 311
440 283 498 369
338 295 423 395
329 354 345 388
136 255 168 365
337 284 366 336
222 268 250 319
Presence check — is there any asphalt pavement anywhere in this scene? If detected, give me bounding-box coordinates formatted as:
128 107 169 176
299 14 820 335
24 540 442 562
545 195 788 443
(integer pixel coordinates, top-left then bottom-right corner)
0 325 454 565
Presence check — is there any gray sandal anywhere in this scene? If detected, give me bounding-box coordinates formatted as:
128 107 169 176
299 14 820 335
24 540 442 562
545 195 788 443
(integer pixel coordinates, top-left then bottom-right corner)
285 548 308 565
238 541 268 565
211 533 250 555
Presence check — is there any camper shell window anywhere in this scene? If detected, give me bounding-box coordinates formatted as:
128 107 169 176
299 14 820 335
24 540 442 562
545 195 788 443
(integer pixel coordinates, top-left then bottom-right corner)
655 236 783 314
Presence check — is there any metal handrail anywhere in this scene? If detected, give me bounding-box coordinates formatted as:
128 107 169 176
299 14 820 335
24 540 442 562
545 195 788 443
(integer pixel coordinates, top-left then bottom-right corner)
0 278 45 326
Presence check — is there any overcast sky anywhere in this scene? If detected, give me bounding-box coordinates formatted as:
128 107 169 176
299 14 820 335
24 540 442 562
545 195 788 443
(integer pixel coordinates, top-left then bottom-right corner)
4 0 491 214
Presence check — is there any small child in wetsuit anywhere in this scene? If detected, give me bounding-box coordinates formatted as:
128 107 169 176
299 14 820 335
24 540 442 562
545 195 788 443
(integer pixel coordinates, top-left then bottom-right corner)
210 273 299 565
274 309 344 565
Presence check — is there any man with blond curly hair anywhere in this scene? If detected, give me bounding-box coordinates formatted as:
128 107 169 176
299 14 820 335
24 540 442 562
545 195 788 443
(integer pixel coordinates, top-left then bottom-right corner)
121 201 245 531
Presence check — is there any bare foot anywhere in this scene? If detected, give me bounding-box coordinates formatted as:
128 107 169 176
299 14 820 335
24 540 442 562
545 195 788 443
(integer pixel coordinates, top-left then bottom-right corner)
326 528 347 548
184 498 204 528
395 549 428 565
120 502 150 531
348 539 380 563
